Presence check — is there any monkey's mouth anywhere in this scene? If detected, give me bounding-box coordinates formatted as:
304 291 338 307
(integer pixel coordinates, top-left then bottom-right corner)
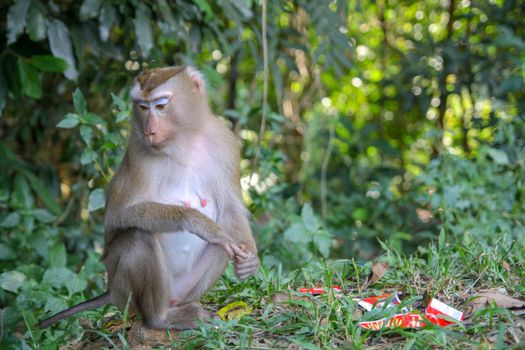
146 136 171 150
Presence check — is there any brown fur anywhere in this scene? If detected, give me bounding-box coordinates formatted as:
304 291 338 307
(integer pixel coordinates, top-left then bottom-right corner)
135 66 186 95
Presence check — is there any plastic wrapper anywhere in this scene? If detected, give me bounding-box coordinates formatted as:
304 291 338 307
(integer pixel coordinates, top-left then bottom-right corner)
298 285 343 295
357 294 463 330
353 292 402 312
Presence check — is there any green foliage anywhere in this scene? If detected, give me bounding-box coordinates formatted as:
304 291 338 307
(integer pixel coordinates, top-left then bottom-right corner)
280 203 333 263
1 0 525 348
420 117 525 245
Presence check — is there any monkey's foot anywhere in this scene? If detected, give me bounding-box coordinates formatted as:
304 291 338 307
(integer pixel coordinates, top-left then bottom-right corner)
165 302 211 330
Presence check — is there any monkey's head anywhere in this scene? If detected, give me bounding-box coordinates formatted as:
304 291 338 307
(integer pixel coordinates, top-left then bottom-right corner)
130 66 209 150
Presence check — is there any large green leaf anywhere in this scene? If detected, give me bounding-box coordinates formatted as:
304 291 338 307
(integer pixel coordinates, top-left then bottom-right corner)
0 244 16 260
79 0 103 21
488 148 509 165
0 212 21 228
80 148 97 165
17 60 42 99
27 4 46 41
312 232 332 258
73 89 86 115
56 114 80 128
88 188 105 211
283 222 310 243
14 166 62 215
42 267 75 289
7 0 31 44
66 276 87 295
301 203 319 231
111 93 127 111
30 55 68 73
99 3 117 41
232 0 253 19
194 0 213 20
0 271 26 293
80 125 93 145
82 112 106 126
12 176 33 209
135 3 153 55
49 244 67 268
44 296 68 314
157 0 179 36
47 19 78 80
33 208 56 223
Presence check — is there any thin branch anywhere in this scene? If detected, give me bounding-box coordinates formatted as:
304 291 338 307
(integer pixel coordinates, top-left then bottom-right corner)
314 70 333 219
321 120 335 219
251 0 269 178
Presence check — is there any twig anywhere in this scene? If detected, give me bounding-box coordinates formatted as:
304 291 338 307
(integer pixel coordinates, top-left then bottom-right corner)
321 121 335 219
251 0 269 179
311 69 333 219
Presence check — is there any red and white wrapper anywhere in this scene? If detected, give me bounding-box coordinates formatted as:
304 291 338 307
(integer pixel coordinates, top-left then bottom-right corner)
358 297 463 330
298 285 343 295
353 292 402 312
359 313 425 330
424 298 464 326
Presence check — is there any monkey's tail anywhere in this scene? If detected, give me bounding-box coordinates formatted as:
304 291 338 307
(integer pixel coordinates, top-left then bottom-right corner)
38 291 112 329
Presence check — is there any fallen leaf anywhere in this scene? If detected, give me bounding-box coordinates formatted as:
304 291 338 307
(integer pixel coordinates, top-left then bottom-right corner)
352 307 363 321
466 289 525 315
217 301 252 320
360 262 389 290
102 319 125 333
502 260 511 272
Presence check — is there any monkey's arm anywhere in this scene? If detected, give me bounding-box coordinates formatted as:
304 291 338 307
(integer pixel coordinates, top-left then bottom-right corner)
106 202 241 257
219 204 259 280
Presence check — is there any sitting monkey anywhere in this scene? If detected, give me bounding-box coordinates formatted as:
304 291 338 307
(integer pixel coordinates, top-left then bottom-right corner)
40 66 259 329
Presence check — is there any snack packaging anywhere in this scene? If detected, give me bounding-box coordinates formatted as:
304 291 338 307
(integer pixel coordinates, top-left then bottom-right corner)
353 292 402 312
424 298 464 326
298 285 343 295
356 295 463 330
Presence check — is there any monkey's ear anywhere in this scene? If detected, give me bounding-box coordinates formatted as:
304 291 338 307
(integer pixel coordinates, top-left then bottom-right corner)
186 66 206 93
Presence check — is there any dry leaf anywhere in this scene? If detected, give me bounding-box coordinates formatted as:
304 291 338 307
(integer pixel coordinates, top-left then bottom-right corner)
352 307 363 321
467 289 525 315
320 317 330 327
360 262 389 290
502 260 511 272
217 301 252 320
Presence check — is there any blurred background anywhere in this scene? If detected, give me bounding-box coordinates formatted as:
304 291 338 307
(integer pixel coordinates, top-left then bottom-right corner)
0 0 524 335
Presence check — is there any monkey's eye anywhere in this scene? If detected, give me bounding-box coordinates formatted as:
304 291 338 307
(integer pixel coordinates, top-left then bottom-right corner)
152 97 170 111
139 105 149 111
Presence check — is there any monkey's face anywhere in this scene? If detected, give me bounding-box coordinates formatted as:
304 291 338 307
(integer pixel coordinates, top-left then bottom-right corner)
130 66 208 150
133 95 176 149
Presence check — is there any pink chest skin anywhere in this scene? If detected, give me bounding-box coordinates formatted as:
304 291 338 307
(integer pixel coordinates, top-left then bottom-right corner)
156 173 217 275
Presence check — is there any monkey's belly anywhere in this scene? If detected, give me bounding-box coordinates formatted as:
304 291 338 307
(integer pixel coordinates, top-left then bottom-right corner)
159 231 208 275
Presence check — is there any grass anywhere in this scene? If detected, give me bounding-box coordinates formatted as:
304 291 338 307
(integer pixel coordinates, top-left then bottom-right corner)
27 231 525 350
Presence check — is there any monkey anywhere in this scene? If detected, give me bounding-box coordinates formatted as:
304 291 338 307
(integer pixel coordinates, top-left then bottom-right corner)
39 66 259 330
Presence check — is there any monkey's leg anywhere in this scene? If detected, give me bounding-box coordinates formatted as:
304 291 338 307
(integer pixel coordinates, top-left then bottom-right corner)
160 245 228 329
169 244 229 305
104 230 172 329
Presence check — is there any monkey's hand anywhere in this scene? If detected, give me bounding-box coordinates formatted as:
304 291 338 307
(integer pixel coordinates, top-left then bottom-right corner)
218 239 243 259
205 232 242 260
234 244 259 280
